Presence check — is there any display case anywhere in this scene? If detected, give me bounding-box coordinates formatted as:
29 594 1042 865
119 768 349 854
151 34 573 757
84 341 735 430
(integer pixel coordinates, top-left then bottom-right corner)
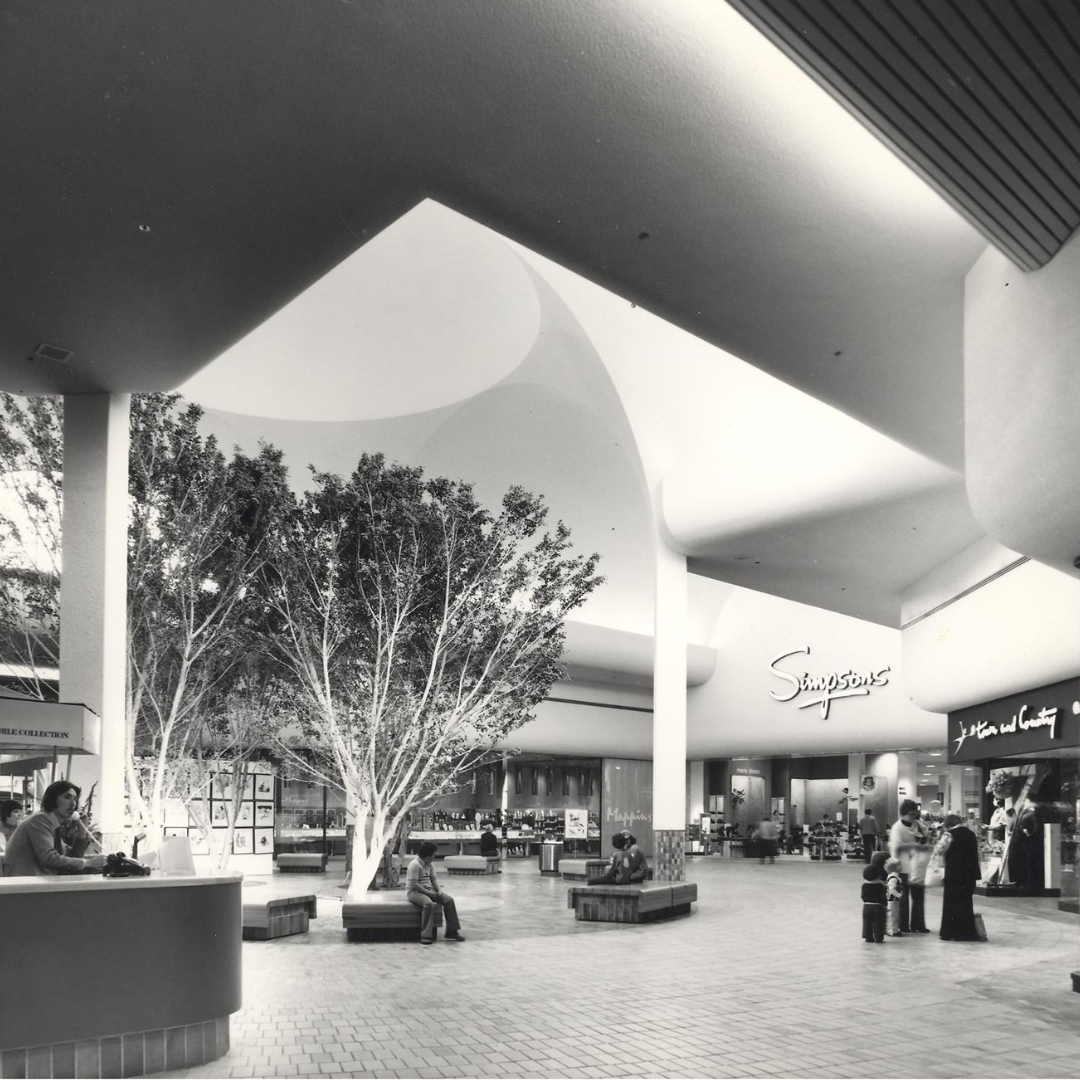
277 777 348 857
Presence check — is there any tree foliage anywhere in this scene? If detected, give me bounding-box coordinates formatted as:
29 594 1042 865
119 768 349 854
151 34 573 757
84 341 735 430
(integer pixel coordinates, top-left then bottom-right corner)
0 393 293 853
0 394 63 696
266 453 603 893
125 394 293 836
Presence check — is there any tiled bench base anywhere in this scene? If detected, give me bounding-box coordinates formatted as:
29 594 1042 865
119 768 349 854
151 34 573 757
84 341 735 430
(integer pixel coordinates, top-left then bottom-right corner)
560 858 608 881
1 1015 229 1079
567 883 697 924
242 894 317 940
276 853 327 872
444 855 499 875
343 894 442 942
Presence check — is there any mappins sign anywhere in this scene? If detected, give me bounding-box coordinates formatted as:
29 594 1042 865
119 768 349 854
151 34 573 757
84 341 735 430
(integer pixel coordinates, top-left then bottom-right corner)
948 678 1080 764
768 646 891 719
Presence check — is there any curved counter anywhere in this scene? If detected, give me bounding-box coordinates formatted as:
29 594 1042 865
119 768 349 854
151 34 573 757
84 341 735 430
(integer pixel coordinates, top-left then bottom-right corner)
0 873 242 1078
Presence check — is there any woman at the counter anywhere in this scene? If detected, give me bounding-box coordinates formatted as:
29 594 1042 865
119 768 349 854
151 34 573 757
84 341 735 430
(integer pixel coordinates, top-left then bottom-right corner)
0 799 23 857
3 780 107 876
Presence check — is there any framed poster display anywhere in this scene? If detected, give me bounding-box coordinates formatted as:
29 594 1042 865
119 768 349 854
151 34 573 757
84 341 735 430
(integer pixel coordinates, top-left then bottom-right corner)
188 832 210 856
564 808 588 839
255 828 275 853
163 798 188 827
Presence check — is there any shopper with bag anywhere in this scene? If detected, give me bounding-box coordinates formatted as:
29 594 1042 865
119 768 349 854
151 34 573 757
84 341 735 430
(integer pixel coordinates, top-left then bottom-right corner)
888 800 931 933
938 814 984 941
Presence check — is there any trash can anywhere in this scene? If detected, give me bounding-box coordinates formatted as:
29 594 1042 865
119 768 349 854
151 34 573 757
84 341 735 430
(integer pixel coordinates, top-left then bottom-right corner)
538 840 563 875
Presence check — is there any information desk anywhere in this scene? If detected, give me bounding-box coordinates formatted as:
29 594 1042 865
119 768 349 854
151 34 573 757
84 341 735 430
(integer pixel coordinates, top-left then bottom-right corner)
0 873 242 1079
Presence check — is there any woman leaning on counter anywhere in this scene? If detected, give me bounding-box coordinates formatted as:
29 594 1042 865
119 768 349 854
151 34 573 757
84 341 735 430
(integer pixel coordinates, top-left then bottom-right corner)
3 780 107 876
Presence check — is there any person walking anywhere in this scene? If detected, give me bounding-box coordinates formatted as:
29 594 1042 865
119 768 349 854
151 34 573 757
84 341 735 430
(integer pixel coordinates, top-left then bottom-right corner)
938 814 983 941
858 808 881 863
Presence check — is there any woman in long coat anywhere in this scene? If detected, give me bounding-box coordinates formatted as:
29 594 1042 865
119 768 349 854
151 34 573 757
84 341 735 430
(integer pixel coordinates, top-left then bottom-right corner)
938 814 983 941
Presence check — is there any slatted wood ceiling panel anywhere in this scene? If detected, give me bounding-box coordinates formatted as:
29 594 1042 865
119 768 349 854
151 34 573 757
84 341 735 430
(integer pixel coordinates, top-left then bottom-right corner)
727 0 1080 270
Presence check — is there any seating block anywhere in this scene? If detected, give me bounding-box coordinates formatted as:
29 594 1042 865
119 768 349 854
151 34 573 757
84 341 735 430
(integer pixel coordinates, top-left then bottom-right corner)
276 852 328 873
242 894 318 940
342 893 443 942
444 855 499 875
566 883 697 924
560 858 608 881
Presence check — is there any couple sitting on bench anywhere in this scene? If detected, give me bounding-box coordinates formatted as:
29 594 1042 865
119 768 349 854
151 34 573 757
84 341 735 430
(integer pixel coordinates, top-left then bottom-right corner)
590 832 648 885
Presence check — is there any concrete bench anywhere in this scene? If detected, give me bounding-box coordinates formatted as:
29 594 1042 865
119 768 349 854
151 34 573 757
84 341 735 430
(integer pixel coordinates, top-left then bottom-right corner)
443 854 499 875
563 860 654 884
242 894 318 940
342 893 443 942
560 858 608 881
276 851 328 873
567 882 697 924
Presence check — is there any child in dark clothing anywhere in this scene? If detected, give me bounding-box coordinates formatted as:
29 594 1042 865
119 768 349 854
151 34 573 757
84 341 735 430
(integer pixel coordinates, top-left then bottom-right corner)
862 856 888 942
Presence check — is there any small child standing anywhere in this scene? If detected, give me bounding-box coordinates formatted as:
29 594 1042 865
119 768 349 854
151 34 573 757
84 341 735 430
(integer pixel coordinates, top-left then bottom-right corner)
861 854 888 943
884 856 903 937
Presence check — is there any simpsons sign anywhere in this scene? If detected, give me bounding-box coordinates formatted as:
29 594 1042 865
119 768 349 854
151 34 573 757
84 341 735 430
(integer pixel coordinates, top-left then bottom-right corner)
768 646 891 720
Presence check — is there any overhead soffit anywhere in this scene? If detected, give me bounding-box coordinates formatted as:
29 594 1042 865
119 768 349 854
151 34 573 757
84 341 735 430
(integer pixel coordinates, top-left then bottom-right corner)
727 0 1080 271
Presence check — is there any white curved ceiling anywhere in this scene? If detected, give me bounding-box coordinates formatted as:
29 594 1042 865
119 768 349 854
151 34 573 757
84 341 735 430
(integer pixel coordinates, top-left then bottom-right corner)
180 201 541 420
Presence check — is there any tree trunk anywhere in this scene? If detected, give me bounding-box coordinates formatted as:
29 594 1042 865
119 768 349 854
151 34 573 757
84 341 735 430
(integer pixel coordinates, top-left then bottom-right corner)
345 824 386 900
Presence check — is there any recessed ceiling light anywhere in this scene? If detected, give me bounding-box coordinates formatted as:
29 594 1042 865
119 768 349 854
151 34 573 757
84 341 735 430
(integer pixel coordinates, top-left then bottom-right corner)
30 342 73 364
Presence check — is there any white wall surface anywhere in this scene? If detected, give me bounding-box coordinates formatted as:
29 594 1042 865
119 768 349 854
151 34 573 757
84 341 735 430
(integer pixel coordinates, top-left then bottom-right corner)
688 587 945 757
901 558 1080 714
501 682 653 758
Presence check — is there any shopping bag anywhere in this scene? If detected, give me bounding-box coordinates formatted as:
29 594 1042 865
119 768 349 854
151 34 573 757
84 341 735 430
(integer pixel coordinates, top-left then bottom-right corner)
923 861 945 888
973 913 988 941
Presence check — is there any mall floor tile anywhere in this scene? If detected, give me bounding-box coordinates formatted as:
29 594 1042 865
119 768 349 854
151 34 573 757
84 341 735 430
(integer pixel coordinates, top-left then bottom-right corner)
154 855 1080 1080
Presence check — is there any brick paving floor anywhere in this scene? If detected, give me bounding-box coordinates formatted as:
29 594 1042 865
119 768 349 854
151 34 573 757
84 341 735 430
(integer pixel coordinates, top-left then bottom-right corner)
155 854 1080 1079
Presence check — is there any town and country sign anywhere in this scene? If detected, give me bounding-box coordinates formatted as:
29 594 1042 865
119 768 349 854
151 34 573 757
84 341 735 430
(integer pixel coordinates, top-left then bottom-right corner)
948 678 1080 764
768 646 891 719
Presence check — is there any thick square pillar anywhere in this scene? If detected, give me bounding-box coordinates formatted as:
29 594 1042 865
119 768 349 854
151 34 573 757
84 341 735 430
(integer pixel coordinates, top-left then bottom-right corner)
59 394 130 837
652 543 687 881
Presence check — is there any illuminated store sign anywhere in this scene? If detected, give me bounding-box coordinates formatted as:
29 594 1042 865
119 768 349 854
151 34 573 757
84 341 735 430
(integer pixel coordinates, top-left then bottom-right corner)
953 703 1059 755
948 678 1080 765
768 646 890 719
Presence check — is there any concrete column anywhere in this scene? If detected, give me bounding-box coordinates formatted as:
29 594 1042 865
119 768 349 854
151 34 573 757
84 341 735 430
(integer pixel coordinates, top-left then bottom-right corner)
847 752 864 827
897 751 919 809
686 760 705 824
59 394 130 839
652 542 687 882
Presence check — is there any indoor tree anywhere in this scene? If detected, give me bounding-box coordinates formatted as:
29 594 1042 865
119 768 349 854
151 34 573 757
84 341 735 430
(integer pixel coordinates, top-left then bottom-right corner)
0 394 62 698
124 394 292 839
264 453 602 895
0 392 293 851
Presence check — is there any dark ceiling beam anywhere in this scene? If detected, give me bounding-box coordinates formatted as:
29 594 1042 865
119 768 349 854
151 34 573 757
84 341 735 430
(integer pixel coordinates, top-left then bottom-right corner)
726 0 1080 271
